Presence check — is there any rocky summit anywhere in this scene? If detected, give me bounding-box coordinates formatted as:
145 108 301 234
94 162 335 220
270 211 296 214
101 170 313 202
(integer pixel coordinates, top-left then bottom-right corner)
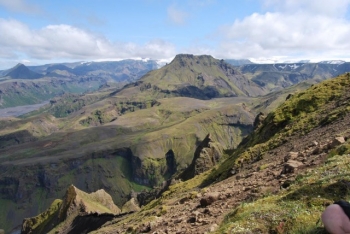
21 185 121 234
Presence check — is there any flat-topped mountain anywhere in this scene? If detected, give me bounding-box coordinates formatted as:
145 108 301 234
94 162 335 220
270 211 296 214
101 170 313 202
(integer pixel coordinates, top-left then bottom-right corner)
117 54 266 100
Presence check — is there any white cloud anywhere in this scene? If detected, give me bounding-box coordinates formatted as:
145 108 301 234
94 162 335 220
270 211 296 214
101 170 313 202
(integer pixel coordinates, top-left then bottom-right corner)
167 5 189 25
0 0 41 14
0 18 176 66
214 1 350 61
263 0 350 16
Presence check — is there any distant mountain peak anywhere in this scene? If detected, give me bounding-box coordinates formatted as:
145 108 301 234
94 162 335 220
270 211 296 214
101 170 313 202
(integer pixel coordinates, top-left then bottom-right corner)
5 63 42 79
169 54 218 68
225 59 254 66
14 63 25 67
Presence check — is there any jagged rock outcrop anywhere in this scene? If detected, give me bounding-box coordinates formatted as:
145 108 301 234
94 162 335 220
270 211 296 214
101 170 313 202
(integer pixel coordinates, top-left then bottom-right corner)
121 198 141 213
179 134 224 181
21 185 120 234
253 112 265 129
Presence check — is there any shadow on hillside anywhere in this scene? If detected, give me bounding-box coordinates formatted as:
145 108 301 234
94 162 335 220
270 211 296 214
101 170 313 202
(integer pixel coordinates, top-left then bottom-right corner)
0 129 37 149
68 213 115 234
282 179 350 204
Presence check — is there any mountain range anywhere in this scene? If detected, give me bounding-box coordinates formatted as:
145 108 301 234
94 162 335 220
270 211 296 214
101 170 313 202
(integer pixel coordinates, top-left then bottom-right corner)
0 55 350 233
0 60 160 109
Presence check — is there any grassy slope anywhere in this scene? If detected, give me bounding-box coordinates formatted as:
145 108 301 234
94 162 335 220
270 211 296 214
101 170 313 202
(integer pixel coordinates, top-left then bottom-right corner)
205 73 350 183
216 154 350 233
92 73 350 233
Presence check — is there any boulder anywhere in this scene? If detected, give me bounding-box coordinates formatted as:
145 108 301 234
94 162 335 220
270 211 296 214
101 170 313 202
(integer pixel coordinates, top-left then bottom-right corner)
200 192 220 207
282 160 304 174
329 137 346 148
284 152 299 162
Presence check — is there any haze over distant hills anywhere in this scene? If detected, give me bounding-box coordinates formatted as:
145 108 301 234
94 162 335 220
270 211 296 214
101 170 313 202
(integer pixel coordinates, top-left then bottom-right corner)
0 59 160 109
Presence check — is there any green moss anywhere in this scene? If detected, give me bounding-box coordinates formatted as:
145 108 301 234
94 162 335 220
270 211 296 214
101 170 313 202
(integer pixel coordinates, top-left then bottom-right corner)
23 199 62 233
215 155 350 233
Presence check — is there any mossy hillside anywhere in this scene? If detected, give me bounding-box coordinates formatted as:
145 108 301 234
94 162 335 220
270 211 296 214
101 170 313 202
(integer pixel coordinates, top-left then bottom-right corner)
21 92 108 118
0 187 58 233
33 96 254 163
215 154 350 233
0 113 59 138
21 199 62 234
55 156 150 206
206 73 350 183
77 99 160 127
253 80 314 114
0 96 256 189
0 199 18 232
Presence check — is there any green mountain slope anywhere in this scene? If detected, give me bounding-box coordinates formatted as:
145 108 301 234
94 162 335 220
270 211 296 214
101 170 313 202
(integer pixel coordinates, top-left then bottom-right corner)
116 54 266 100
84 73 350 234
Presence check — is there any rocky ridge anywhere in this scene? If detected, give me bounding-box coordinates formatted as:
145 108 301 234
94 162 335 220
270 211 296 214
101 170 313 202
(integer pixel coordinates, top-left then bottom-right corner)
21 185 121 234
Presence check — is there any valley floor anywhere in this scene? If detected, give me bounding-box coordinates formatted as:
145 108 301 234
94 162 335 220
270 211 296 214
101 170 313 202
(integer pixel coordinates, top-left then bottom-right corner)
0 101 49 117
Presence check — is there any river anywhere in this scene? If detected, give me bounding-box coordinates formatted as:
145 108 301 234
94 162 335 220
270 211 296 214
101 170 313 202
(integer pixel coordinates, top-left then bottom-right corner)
0 101 49 117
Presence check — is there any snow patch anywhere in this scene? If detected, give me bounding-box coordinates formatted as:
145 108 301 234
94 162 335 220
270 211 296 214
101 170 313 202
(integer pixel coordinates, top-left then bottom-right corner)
278 65 287 69
319 60 346 65
288 64 299 69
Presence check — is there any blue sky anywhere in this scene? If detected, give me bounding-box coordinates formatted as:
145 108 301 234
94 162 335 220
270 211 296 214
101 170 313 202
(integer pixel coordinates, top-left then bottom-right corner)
1 0 350 69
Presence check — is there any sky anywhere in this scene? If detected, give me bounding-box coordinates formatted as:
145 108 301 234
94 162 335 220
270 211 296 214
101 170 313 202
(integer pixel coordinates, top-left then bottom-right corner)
1 0 350 69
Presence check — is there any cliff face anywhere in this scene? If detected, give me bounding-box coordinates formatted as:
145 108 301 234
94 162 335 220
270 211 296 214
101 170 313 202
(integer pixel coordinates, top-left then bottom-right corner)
21 185 120 234
179 134 224 181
